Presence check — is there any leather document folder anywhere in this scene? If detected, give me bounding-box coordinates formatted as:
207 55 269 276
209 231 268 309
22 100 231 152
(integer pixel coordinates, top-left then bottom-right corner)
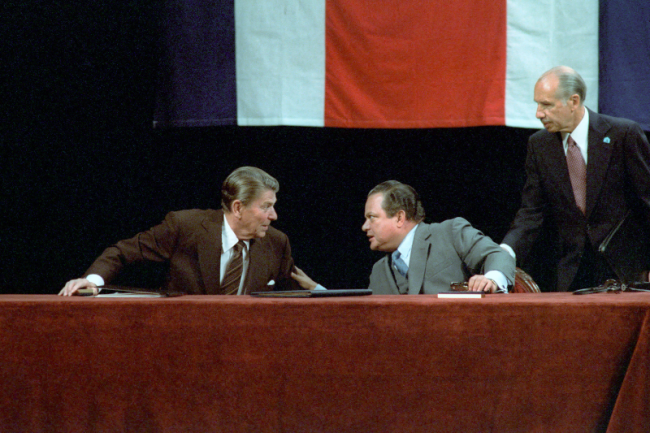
250 289 372 298
94 285 185 297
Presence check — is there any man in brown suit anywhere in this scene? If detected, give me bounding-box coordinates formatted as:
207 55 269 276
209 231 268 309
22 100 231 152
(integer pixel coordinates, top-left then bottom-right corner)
59 166 303 295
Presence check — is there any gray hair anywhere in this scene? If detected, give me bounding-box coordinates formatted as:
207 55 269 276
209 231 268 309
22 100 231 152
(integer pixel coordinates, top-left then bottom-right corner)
221 166 279 212
368 180 426 222
541 66 587 105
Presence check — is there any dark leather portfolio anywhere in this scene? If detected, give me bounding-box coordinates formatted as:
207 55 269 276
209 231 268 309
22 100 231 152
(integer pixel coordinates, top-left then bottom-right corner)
250 289 372 298
95 285 185 297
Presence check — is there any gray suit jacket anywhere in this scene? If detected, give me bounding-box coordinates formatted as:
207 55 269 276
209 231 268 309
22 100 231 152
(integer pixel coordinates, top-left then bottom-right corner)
369 218 515 295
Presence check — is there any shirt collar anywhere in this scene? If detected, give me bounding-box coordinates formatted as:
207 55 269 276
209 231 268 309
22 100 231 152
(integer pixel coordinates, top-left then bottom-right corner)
222 214 249 252
563 107 589 159
396 223 419 267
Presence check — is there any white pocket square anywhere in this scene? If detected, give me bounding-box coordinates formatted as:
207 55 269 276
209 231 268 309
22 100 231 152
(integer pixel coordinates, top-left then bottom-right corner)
267 280 275 286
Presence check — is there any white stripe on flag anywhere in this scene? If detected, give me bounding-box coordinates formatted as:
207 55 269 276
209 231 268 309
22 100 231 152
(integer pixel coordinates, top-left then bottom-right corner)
236 0 326 126
505 0 599 129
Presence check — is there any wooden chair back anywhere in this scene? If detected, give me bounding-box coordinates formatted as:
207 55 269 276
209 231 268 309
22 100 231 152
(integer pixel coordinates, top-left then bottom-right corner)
513 267 541 293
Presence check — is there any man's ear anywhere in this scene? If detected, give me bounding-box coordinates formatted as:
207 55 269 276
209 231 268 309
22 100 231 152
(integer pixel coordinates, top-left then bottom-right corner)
568 93 581 110
395 210 407 227
231 200 244 218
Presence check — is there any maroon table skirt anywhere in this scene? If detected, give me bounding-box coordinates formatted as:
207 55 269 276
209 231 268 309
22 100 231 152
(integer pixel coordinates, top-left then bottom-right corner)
1 293 649 432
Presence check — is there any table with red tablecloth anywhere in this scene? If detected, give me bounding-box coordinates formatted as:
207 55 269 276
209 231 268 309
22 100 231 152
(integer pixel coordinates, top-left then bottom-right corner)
1 293 649 432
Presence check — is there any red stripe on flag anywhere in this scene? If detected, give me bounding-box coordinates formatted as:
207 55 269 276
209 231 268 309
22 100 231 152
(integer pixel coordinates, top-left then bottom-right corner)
325 1 507 128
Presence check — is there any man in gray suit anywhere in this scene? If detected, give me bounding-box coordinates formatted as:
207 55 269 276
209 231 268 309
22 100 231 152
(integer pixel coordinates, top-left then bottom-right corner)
290 181 515 294
291 180 515 295
363 181 515 294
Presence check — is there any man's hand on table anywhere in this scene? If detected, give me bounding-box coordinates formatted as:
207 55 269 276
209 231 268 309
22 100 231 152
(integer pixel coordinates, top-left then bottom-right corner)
467 275 497 293
59 278 98 296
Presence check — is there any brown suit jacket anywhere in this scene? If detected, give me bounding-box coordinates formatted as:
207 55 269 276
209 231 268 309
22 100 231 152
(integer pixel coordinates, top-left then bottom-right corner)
84 209 300 294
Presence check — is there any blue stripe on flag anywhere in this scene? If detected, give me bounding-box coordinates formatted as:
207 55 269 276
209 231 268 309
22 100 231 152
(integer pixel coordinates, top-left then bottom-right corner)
599 0 650 131
154 0 236 127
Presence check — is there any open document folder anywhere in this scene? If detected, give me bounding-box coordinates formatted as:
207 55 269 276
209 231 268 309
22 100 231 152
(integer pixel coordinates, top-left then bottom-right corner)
251 289 372 298
78 286 184 297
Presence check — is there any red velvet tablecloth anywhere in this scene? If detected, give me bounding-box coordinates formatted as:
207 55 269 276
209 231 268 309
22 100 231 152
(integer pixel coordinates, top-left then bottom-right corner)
1 293 649 432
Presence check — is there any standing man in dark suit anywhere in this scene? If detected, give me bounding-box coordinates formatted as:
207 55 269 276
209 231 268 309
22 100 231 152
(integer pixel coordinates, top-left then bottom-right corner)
501 66 650 292
60 166 308 295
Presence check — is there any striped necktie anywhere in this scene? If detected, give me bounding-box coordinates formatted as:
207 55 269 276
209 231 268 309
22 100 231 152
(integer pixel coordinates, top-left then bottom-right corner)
222 241 245 295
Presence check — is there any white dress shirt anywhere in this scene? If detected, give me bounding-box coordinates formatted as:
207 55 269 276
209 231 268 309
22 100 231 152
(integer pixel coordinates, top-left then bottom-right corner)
562 107 589 163
221 215 250 295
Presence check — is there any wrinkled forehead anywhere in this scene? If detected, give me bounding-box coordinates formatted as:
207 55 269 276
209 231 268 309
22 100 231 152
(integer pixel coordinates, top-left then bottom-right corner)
247 188 277 207
535 76 559 96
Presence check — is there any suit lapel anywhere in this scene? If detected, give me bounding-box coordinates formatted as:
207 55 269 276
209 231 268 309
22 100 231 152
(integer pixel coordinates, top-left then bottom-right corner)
585 110 614 218
243 239 263 293
380 257 400 293
198 211 224 294
408 224 430 295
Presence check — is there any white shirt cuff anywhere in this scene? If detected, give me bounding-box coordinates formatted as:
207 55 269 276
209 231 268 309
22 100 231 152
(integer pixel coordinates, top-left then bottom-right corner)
484 270 508 293
86 274 105 289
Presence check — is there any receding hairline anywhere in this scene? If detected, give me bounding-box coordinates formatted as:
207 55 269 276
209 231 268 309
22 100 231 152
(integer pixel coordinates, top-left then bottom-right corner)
537 66 586 104
539 65 576 81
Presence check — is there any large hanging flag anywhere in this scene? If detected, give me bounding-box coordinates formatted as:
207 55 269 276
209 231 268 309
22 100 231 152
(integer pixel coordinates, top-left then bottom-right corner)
154 0 648 130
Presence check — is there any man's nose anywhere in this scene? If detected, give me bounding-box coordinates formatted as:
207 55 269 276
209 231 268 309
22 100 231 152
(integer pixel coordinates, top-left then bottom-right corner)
269 207 278 220
362 220 369 231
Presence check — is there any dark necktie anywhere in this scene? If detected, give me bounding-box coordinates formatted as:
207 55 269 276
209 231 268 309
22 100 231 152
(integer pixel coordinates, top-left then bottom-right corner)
392 250 408 278
566 135 587 214
222 241 245 295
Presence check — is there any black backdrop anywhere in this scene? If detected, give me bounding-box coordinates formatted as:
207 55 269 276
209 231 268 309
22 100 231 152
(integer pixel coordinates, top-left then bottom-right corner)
6 1 629 294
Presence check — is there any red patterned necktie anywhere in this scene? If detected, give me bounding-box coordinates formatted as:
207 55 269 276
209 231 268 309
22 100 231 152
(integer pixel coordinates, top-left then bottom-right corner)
222 241 245 295
566 135 586 214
